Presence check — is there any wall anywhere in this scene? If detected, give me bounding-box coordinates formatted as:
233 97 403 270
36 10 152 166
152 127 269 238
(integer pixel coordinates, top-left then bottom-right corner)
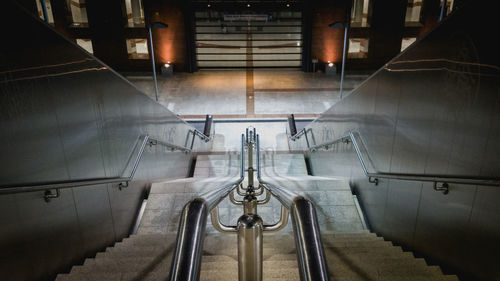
150 0 189 72
0 2 208 280
310 0 348 69
309 0 442 72
39 0 190 72
290 3 500 281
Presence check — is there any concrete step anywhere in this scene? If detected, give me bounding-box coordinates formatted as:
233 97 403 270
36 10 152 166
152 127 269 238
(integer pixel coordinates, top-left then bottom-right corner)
201 260 298 271
199 268 300 281
57 215 460 281
70 255 171 274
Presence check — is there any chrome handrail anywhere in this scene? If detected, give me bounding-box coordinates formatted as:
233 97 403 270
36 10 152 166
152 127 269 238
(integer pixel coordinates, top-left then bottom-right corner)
148 138 192 152
168 134 245 281
0 135 195 196
289 127 314 148
186 129 213 150
310 131 500 190
256 135 331 281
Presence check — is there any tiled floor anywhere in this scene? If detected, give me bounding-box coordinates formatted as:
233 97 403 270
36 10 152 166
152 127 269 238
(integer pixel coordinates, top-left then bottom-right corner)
127 69 369 118
211 121 290 151
127 69 370 151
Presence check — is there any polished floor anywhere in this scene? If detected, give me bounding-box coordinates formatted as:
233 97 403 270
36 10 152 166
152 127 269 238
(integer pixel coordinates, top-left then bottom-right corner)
127 69 370 151
127 69 369 119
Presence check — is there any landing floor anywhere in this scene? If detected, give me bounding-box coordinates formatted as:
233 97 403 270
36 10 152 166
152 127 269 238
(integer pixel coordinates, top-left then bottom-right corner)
127 69 369 119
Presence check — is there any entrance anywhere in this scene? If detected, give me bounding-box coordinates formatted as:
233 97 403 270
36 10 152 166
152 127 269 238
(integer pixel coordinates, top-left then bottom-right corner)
195 11 303 68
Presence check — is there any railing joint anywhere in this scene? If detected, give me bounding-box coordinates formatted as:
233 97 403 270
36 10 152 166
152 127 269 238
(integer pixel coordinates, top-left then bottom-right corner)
44 188 60 202
434 182 449 195
368 176 379 186
118 181 129 190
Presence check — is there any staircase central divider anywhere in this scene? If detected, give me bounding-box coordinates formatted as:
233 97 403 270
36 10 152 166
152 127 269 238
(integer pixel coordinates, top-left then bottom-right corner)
168 134 245 281
168 127 330 281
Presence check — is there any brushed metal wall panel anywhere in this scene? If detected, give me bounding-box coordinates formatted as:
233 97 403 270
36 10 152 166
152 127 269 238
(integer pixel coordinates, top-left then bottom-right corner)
73 184 116 255
414 183 477 269
0 3 204 280
293 4 500 280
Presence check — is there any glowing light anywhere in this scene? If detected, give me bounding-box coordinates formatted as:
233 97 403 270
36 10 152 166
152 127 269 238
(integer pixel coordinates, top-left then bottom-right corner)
247 3 251 7
207 4 211 7
286 3 290 7
164 63 170 68
297 42 300 46
328 63 334 67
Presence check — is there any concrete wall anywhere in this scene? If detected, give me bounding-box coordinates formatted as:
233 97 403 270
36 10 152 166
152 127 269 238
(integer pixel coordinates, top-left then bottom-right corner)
0 3 207 280
290 3 500 281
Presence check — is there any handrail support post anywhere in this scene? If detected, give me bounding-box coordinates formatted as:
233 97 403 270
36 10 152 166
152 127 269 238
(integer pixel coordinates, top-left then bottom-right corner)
237 213 263 281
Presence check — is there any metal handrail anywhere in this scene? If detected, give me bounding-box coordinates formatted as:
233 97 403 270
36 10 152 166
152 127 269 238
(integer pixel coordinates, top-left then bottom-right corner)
256 134 331 281
310 131 500 190
148 138 192 152
0 135 195 196
289 127 307 141
168 134 245 281
289 127 314 148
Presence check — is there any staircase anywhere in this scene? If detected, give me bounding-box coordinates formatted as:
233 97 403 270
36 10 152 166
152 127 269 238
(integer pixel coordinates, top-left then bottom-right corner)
56 152 459 281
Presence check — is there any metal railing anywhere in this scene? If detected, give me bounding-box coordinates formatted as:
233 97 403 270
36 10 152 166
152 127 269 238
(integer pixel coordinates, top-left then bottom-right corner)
307 131 500 193
0 134 197 200
256 134 331 281
168 134 245 281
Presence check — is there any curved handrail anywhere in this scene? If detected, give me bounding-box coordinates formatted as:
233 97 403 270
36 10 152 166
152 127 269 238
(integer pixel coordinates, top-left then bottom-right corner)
309 131 500 189
256 134 331 281
0 135 195 195
168 134 245 281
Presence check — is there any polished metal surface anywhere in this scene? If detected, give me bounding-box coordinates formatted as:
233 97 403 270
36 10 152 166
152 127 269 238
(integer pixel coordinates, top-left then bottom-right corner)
169 199 208 281
237 214 263 281
299 132 500 188
291 197 330 281
263 205 289 233
0 3 208 280
243 194 258 214
256 190 271 205
247 129 255 188
229 190 244 205
0 135 148 195
256 135 330 281
169 135 245 281
169 183 243 281
210 206 238 234
288 4 500 280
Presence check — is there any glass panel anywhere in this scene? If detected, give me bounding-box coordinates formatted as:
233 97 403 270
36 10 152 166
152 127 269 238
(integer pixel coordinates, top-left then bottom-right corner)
401 37 417 52
351 0 371 27
66 0 88 27
35 0 55 25
348 38 369 58
123 0 145 27
405 0 423 26
76 38 93 54
126 38 149 59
